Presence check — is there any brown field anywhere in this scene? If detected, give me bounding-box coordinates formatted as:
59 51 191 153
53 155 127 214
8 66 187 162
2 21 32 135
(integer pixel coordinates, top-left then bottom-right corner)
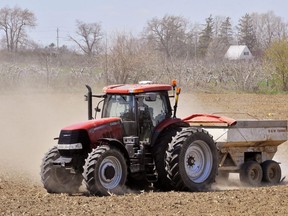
1 90 288 215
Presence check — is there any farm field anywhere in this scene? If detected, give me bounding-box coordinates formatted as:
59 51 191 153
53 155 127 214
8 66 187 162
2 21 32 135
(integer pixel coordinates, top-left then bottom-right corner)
1 91 288 215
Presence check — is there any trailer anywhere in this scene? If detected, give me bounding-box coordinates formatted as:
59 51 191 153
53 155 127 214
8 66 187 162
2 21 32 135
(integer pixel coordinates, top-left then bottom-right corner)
184 114 288 186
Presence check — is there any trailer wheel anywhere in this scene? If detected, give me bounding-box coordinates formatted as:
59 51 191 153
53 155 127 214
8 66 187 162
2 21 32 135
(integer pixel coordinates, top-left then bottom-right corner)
83 145 127 196
261 160 281 184
153 127 182 191
40 146 83 194
165 128 218 191
240 161 263 186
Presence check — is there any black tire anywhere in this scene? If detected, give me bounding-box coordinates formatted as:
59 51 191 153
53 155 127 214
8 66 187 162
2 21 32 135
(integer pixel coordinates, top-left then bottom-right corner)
165 127 218 192
153 127 182 191
261 160 281 184
240 161 263 186
83 145 127 196
40 146 83 193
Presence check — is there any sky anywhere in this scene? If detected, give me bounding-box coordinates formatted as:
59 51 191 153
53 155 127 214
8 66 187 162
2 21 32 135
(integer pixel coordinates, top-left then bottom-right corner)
0 0 287 47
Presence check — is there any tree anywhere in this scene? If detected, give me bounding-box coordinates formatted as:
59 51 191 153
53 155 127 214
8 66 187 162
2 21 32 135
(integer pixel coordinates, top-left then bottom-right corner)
265 38 288 91
108 33 145 83
198 15 214 58
70 20 103 56
219 17 234 46
144 15 188 59
0 6 36 52
237 13 257 53
251 11 288 50
206 17 234 60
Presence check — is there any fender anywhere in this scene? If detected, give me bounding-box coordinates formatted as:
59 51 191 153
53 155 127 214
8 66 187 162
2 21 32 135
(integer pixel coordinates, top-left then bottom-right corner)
151 118 189 146
96 138 130 162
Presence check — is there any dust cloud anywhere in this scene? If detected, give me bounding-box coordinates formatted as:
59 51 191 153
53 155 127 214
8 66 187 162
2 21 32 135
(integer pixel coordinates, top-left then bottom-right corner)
0 91 87 183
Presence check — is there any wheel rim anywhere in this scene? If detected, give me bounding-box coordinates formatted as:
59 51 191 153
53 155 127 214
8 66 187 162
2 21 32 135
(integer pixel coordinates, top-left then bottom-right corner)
268 167 277 180
249 168 260 180
98 156 122 189
184 140 213 183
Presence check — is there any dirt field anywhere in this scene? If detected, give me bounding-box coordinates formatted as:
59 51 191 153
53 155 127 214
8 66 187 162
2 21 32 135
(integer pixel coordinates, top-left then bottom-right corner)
1 90 288 215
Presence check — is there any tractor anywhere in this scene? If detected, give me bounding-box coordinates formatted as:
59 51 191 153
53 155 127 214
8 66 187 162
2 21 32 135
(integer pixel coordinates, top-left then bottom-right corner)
40 81 218 195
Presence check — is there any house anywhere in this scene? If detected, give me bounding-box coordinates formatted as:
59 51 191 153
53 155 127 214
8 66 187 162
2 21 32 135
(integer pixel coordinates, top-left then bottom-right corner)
224 45 253 60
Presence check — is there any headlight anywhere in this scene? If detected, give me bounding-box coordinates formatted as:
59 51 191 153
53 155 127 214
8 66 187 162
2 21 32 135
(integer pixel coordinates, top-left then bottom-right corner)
57 143 83 150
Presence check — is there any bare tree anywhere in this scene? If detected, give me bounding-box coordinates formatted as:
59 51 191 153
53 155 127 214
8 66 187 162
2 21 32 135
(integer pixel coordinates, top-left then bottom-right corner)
143 15 189 59
0 6 36 52
252 11 288 50
108 32 157 84
70 20 103 56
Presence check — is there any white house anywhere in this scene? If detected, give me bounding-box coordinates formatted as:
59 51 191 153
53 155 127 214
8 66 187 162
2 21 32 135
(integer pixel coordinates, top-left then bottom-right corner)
224 45 253 60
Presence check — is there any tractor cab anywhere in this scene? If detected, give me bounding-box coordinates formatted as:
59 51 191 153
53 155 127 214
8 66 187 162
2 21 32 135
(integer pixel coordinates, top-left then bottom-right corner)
101 83 173 144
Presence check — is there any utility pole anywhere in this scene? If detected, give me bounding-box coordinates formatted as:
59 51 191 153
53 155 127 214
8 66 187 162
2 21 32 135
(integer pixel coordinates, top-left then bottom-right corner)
56 28 59 49
105 32 108 85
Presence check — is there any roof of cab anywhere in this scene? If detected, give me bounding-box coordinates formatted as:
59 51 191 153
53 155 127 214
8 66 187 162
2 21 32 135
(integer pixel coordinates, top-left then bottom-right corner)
103 83 172 94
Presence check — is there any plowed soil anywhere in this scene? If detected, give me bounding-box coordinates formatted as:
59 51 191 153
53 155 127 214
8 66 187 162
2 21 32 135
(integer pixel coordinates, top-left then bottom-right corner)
1 91 288 216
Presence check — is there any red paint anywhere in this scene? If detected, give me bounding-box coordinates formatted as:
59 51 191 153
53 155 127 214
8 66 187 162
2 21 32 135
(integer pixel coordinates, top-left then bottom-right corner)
183 113 236 126
62 117 121 130
103 84 172 94
154 118 184 133
62 117 124 146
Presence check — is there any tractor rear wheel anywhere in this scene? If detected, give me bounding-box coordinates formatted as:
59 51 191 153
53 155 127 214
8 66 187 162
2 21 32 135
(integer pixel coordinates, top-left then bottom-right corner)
165 127 218 192
240 161 263 186
83 145 127 196
40 146 83 193
261 160 281 184
153 127 182 191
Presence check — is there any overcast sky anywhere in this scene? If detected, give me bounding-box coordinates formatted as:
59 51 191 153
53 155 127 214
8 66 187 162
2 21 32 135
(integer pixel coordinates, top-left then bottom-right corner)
0 0 287 47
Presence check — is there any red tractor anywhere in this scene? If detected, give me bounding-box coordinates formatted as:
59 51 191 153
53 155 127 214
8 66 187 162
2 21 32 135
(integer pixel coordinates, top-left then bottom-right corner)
41 81 218 195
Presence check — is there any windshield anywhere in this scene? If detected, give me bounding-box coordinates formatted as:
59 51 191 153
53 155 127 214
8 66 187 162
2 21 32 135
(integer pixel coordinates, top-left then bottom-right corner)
102 94 136 121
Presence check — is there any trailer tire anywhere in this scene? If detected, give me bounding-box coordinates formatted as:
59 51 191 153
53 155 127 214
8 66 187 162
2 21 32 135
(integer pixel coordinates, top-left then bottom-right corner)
83 145 127 196
165 128 218 192
240 161 263 186
153 127 182 191
40 146 83 194
261 160 281 184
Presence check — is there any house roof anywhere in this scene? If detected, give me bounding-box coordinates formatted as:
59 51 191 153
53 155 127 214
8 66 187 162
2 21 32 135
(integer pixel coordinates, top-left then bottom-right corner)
224 45 252 60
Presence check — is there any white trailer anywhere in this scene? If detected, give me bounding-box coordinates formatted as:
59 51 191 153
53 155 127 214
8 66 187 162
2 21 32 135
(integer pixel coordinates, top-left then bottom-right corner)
184 114 288 186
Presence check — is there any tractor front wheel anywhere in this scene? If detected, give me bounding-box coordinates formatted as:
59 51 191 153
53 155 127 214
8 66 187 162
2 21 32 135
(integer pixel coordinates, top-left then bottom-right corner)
165 128 218 192
40 146 83 193
83 145 127 196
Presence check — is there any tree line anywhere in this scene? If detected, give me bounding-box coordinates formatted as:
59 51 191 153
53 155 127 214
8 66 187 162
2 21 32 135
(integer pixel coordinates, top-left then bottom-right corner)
0 6 287 92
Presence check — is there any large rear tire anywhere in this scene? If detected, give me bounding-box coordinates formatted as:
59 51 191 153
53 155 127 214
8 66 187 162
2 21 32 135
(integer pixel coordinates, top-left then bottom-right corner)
165 128 218 192
240 161 263 186
83 145 127 196
261 160 281 184
153 127 182 191
40 146 83 193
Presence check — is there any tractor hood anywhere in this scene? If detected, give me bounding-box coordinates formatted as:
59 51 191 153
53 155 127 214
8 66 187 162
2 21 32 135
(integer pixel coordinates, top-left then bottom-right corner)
60 117 123 146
